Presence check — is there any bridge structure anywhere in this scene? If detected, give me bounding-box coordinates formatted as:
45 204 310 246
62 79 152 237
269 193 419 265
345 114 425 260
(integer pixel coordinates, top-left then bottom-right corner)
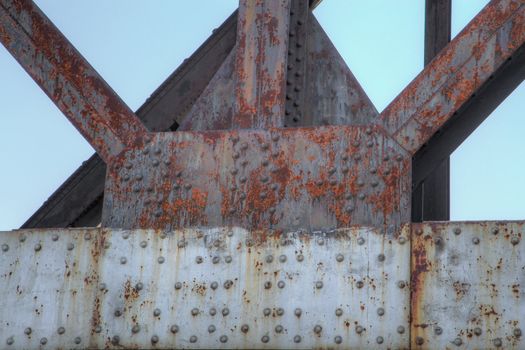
0 0 524 348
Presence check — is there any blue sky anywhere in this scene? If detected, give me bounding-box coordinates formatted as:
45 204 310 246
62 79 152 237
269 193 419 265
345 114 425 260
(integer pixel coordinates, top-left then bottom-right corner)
0 0 523 230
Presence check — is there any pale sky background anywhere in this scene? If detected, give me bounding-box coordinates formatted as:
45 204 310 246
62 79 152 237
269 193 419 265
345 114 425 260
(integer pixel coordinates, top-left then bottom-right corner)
0 0 523 230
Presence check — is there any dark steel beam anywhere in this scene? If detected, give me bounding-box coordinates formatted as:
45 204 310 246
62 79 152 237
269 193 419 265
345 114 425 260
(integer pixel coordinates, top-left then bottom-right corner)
21 10 238 228
0 0 147 162
412 0 451 222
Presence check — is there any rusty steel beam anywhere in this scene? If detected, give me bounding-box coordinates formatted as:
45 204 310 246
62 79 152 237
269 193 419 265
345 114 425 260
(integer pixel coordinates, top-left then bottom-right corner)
233 0 291 129
381 0 525 156
0 0 148 162
21 10 238 229
412 0 451 222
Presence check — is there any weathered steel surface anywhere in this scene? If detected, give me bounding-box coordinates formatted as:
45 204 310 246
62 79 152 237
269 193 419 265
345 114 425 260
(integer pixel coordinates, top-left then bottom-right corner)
0 226 410 349
0 0 147 162
302 15 378 126
233 0 291 129
411 222 525 349
381 0 525 154
102 126 410 232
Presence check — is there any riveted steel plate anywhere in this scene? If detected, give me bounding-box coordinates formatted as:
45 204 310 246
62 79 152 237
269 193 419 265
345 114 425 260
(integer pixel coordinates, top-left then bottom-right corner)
103 125 411 232
0 226 410 349
411 222 525 349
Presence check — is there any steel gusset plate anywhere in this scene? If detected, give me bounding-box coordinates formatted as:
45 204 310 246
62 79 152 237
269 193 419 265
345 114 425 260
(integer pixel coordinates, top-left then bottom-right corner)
0 226 411 349
102 125 410 233
411 222 525 349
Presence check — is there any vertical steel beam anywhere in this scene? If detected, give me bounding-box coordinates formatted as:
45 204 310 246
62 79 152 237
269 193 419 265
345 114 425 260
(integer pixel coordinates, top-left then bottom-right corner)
233 0 291 129
412 0 451 222
0 0 147 162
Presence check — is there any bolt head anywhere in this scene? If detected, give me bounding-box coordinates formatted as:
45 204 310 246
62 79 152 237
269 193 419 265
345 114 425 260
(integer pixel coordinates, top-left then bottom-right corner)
40 337 47 345
120 257 127 264
294 335 301 343
397 326 405 334
376 336 384 344
261 335 270 343
170 325 179 334
355 325 363 334
334 335 342 344
74 337 81 345
132 325 140 334
453 338 462 346
314 325 322 334
474 327 482 336
208 325 216 333
210 281 218 290
296 254 304 262
241 324 249 333
151 335 159 344
294 308 302 317
416 336 424 345
190 335 197 343
222 308 230 316
57 327 65 335
1 243 9 252
377 307 385 316
335 308 343 316
336 254 344 262
153 308 161 317
263 308 271 316
514 328 522 337
315 281 323 289
24 327 31 335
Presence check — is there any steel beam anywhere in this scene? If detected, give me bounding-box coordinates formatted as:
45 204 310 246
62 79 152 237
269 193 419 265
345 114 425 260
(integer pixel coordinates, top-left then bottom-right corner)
411 0 451 222
381 0 525 155
232 0 291 129
0 0 147 162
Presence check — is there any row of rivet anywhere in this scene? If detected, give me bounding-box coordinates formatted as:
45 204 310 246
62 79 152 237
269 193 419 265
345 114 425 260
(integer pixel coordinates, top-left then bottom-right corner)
414 227 521 245
414 327 521 347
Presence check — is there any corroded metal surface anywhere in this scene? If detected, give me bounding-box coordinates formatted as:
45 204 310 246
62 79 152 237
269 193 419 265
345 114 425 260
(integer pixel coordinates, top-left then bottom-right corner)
0 0 147 162
233 0 291 129
102 126 410 231
381 0 525 154
0 226 410 349
411 222 525 349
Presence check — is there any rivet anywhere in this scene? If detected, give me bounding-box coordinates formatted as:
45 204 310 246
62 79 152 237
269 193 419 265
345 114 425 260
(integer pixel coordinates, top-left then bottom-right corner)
114 308 122 317
52 233 59 241
397 280 406 289
211 281 218 290
259 192 267 199
453 227 461 235
153 308 161 317
99 283 107 291
370 167 377 174
158 256 165 264
135 282 143 291
358 193 366 200
151 335 159 344
170 325 179 334
184 183 192 190
111 336 119 345
265 255 274 263
315 281 323 289
396 155 403 161
296 254 304 262
356 280 364 288
241 142 248 150
136 173 144 181
377 307 385 316
40 337 47 345
336 254 344 262
493 338 503 347
342 166 349 173
277 307 284 316
371 180 379 187
279 254 287 263
263 308 271 316
355 325 364 334
264 281 272 289
222 308 230 316
511 236 520 245
120 257 127 264
241 324 249 333
174 282 183 290
316 180 323 186
190 335 197 343
314 325 322 334
453 337 462 346
514 328 522 337
317 238 325 246
224 280 233 289
239 193 246 200
334 335 342 344
376 336 384 344
367 140 374 148
240 176 247 183
294 335 302 343
1 244 9 252
357 237 365 245
209 307 217 316
278 280 285 289
57 327 65 335
354 154 361 161
272 135 280 142
261 335 270 343
472 237 480 245
399 237 406 245
225 256 232 263
74 337 81 345
220 335 228 343
335 308 343 316
473 327 482 336
261 143 269 150
191 308 199 316
416 336 424 345
294 308 302 317
230 169 238 175
211 256 220 264
132 325 140 334
24 327 32 335
208 325 215 333
377 253 385 262
397 326 405 334
6 337 14 345
94 326 101 333
34 243 42 251
328 167 336 175
196 256 203 264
